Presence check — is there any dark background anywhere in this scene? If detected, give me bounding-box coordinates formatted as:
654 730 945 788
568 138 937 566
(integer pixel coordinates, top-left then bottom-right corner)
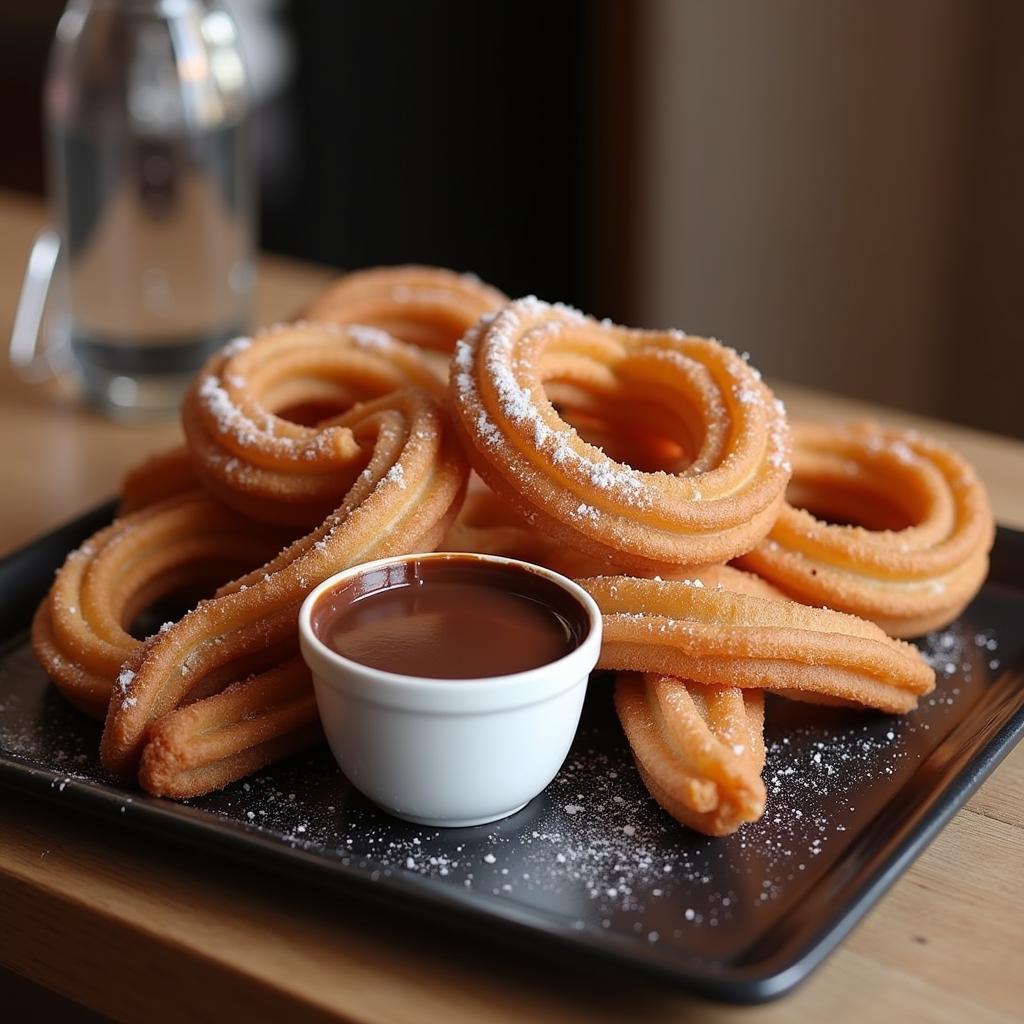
3 1 605 309
271 2 590 306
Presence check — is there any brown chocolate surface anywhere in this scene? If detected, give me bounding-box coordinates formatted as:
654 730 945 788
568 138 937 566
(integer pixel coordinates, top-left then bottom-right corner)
311 556 588 678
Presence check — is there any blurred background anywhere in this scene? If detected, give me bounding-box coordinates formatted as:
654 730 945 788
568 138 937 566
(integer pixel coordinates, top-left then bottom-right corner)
3 0 1021 438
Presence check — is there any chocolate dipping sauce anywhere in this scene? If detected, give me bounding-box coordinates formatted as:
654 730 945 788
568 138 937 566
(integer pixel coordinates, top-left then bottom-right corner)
311 556 589 679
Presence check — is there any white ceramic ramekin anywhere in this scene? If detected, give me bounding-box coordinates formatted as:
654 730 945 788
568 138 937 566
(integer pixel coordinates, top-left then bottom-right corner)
298 552 602 827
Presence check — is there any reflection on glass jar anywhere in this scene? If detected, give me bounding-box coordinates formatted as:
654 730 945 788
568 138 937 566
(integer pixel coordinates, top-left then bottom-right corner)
45 0 256 417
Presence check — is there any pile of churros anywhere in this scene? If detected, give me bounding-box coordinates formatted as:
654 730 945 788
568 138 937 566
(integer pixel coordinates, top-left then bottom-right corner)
31 266 995 836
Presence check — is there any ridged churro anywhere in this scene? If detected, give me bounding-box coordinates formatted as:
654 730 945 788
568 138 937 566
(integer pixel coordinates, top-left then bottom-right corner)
102 336 468 778
615 673 766 835
736 422 994 637
32 494 291 718
450 298 791 573
581 576 935 713
306 265 507 354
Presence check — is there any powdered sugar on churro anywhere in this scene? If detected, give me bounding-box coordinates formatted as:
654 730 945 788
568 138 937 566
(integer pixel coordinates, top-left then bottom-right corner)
116 669 138 710
348 325 398 351
384 462 406 489
454 303 652 511
222 336 252 357
453 298 791 548
199 372 349 462
198 374 265 448
197 322 411 467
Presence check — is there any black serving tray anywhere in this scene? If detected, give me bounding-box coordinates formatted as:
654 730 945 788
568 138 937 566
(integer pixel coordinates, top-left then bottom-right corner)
1 505 1022 1004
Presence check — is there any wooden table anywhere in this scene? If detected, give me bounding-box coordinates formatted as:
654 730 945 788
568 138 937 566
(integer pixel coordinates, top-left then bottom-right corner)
0 189 1021 1023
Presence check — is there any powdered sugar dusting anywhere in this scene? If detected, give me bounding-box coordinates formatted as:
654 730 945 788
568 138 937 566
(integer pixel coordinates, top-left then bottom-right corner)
197 359 359 467
455 298 791 527
1 573 1016 963
348 325 397 350
768 399 792 474
222 336 251 357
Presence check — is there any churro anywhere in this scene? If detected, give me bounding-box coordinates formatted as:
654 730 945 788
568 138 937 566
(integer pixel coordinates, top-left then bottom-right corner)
102 370 468 778
450 298 791 573
582 576 935 713
306 265 507 354
615 673 766 835
737 422 994 636
32 494 292 718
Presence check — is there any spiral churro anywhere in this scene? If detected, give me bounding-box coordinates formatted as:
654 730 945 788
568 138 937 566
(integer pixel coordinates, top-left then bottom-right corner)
102 341 469 778
119 446 200 513
32 494 292 718
450 298 791 573
736 422 994 637
306 265 508 354
182 322 446 526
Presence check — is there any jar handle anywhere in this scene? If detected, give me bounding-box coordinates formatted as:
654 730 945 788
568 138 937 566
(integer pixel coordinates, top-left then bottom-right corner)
9 229 70 382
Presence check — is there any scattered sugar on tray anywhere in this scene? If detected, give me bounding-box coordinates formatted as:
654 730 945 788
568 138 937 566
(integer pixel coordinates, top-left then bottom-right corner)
0 614 1011 949
917 626 997 683
0 649 103 779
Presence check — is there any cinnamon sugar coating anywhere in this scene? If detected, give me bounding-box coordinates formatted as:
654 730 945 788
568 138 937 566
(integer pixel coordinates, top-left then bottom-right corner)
616 674 766 836
101 325 469 779
736 421 995 637
32 494 293 718
306 265 507 354
450 298 791 573
581 576 935 714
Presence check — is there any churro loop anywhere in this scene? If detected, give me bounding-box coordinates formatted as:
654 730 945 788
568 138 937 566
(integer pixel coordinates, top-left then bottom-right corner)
120 446 200 513
101 385 469 778
443 480 796 597
306 265 508 353
581 576 935 713
736 422 995 637
450 298 792 572
31 495 293 718
182 322 445 526
615 674 766 836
